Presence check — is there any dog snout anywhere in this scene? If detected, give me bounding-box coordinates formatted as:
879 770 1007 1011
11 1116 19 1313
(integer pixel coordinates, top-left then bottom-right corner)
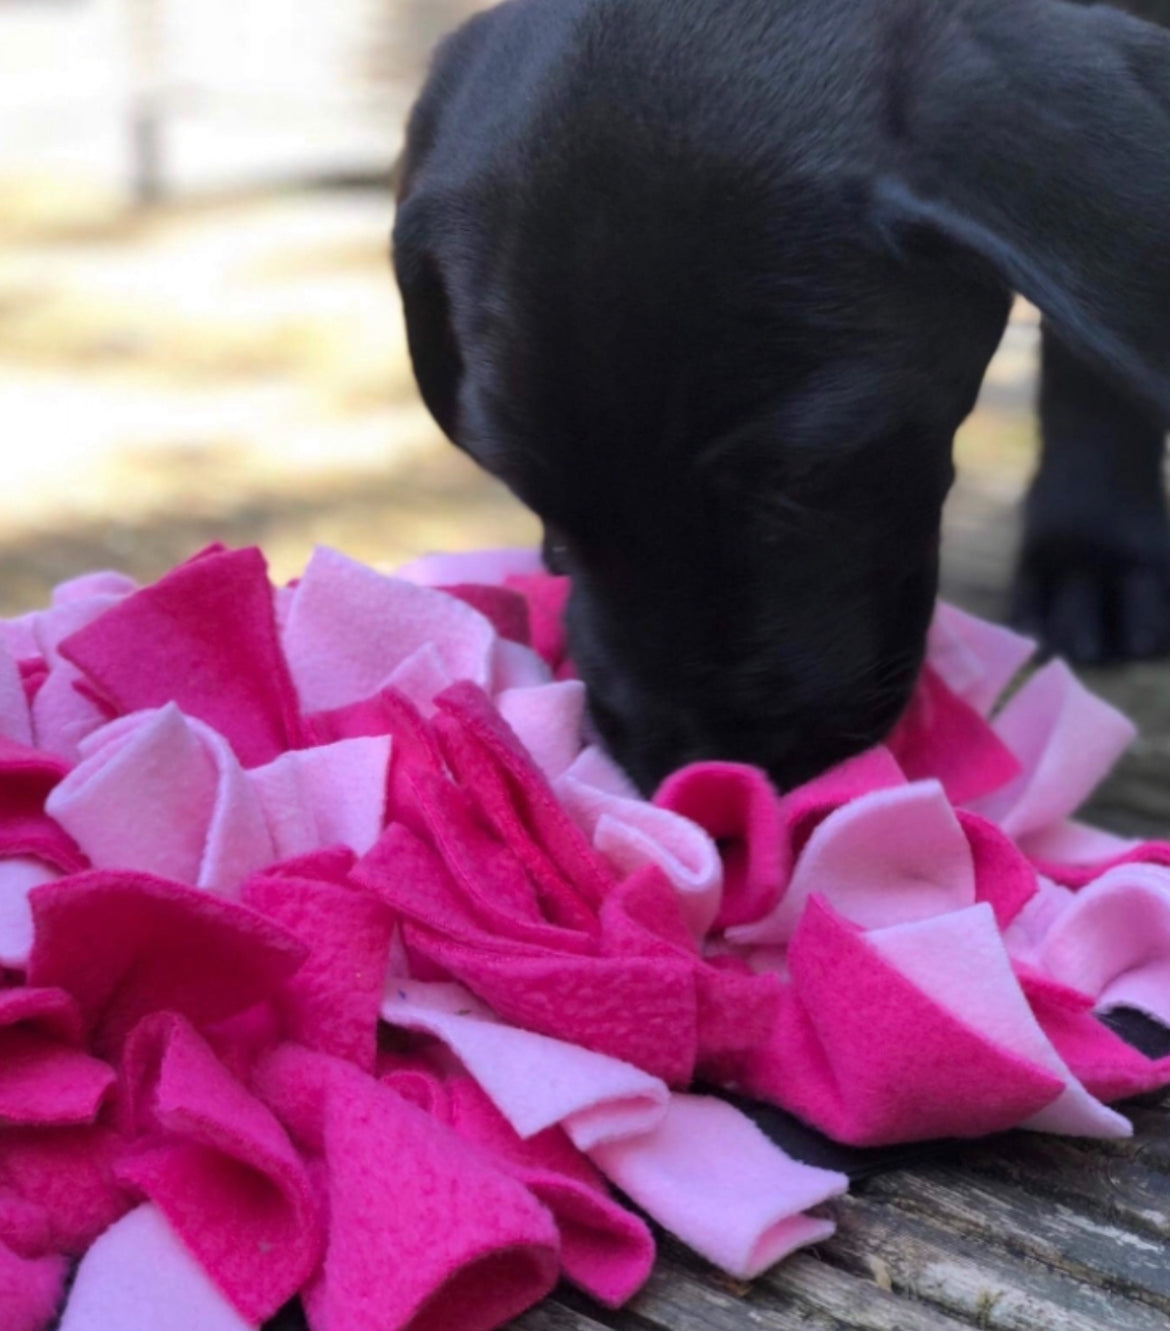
581 646 924 797
583 684 816 796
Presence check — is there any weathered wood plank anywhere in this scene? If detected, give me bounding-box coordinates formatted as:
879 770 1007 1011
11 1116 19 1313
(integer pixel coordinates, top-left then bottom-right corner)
821 1193 1170 1331
758 1250 977 1331
1129 1102 1170 1145
512 1299 617 1331
861 1165 1170 1311
957 1136 1170 1239
607 1232 981 1331
571 1258 837 1331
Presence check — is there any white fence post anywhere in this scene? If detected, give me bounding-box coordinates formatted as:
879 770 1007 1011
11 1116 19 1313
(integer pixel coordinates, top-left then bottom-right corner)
124 0 166 204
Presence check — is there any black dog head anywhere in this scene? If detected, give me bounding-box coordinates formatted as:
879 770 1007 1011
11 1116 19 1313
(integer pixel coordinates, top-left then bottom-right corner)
395 0 1170 793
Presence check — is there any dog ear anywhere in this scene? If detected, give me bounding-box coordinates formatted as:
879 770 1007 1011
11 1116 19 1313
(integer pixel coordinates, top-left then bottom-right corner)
391 8 505 444
879 0 1170 418
393 198 463 443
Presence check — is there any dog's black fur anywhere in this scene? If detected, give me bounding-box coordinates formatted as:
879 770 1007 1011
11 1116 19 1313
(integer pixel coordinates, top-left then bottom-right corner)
1015 323 1170 663
394 0 1170 794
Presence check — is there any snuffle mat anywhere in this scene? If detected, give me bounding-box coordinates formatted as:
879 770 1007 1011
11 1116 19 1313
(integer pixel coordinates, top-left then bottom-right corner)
1 542 1169 1331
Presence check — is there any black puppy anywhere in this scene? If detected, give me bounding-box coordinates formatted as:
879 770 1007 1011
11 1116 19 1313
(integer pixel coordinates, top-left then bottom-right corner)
394 0 1170 795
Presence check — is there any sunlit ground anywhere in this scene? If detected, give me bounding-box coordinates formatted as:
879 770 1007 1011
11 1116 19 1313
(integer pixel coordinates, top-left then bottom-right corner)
0 178 540 611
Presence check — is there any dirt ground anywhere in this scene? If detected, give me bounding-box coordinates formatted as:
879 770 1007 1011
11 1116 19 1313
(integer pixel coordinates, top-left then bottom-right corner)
0 182 542 611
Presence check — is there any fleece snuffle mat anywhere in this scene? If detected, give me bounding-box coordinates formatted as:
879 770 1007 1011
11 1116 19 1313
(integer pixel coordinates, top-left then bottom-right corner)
1 541 1169 1331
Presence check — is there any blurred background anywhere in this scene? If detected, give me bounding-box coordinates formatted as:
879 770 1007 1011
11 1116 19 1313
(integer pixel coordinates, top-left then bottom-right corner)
0 0 542 613
0 0 1164 830
0 0 1035 614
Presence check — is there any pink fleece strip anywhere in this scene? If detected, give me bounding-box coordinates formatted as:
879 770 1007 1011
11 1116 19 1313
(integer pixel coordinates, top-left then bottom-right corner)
0 857 59 968
887 666 1022 804
0 1123 131 1256
0 988 115 1127
502 574 571 672
29 667 112 767
927 602 1036 717
116 1014 322 1323
1037 863 1170 1026
359 824 699 1086
248 735 391 862
973 661 1137 840
27 870 306 1054
497 681 587 781
0 1242 68 1331
277 1051 563 1331
590 1094 847 1279
491 637 554 693
728 780 976 946
1020 818 1139 868
434 682 618 914
243 864 393 1071
46 707 271 892
57 1205 252 1331
866 905 1129 1138
440 584 533 646
0 644 32 749
382 979 669 1147
48 709 391 895
0 735 87 876
557 747 723 939
1020 969 1170 1103
282 548 496 711
655 762 787 930
59 546 303 768
442 1073 656 1307
741 897 1069 1146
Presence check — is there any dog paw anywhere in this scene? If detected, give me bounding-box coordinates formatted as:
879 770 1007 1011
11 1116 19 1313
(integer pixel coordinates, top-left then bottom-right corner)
1010 523 1170 665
